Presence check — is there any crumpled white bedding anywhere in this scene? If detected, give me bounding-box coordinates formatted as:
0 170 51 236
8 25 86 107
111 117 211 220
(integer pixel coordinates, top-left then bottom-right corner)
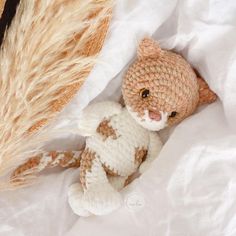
1 0 236 235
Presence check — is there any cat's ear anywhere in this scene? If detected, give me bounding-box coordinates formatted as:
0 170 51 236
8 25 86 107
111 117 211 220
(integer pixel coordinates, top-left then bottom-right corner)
197 77 217 106
137 37 162 59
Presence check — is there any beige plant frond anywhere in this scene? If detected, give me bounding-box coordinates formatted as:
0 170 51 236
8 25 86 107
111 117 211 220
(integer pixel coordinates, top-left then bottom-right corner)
0 0 5 17
0 0 113 188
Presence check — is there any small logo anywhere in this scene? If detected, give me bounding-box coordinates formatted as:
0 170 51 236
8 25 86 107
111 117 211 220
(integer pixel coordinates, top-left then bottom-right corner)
124 192 145 212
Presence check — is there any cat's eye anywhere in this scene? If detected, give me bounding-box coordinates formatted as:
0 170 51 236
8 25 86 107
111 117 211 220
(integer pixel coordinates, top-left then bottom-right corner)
169 111 177 118
140 88 150 98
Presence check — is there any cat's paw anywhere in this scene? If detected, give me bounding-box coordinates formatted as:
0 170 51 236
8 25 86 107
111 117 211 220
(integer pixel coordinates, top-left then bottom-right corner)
68 183 91 217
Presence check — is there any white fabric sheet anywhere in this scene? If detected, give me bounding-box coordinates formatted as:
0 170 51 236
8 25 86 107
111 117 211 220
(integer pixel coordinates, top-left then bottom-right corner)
1 0 236 235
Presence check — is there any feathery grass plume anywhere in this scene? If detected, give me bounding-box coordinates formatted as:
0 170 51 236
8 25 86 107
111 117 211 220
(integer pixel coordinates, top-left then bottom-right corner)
0 0 113 189
0 0 5 17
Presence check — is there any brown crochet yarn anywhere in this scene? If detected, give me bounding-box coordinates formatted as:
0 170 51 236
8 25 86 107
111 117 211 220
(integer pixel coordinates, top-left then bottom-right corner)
10 150 81 185
122 38 217 127
97 119 118 140
79 148 96 189
10 37 217 188
134 147 148 165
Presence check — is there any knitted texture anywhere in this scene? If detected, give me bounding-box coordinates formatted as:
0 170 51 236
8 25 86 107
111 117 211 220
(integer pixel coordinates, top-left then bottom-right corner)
79 148 96 189
197 77 218 105
122 38 217 129
11 151 81 186
137 38 162 59
67 101 163 216
10 101 163 217
96 119 118 140
10 38 217 216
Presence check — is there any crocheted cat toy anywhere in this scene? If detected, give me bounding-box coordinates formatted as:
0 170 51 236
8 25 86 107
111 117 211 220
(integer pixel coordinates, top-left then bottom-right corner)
67 100 163 216
11 38 217 217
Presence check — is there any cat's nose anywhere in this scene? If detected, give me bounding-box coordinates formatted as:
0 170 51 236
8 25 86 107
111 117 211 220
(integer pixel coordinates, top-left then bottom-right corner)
148 110 161 121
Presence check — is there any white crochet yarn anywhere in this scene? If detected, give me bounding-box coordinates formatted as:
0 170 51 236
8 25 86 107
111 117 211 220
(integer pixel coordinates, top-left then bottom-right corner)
127 106 169 131
68 101 163 216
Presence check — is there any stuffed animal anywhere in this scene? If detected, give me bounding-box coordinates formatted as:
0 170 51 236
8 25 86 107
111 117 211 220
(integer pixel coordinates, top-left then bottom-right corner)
67 100 163 216
10 38 217 216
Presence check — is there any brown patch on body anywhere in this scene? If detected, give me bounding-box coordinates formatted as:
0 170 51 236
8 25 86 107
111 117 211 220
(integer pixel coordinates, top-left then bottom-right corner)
80 148 96 189
97 119 118 140
124 172 141 187
103 164 119 176
135 147 148 165
124 175 133 187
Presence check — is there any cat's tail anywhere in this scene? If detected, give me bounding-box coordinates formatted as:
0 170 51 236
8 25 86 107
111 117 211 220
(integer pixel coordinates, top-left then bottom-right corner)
9 151 81 188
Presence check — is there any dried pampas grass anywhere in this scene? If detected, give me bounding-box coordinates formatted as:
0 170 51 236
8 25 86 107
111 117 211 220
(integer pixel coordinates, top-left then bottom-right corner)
0 0 113 188
0 0 5 17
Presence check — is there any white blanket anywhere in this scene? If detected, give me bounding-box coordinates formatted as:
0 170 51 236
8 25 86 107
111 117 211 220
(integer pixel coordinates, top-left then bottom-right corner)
1 0 236 235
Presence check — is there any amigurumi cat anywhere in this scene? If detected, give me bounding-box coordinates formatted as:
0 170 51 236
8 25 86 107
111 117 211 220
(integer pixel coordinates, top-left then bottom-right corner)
67 100 163 216
11 38 217 216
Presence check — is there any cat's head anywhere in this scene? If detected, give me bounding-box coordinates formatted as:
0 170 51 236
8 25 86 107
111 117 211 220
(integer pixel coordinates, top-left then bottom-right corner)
122 38 217 131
